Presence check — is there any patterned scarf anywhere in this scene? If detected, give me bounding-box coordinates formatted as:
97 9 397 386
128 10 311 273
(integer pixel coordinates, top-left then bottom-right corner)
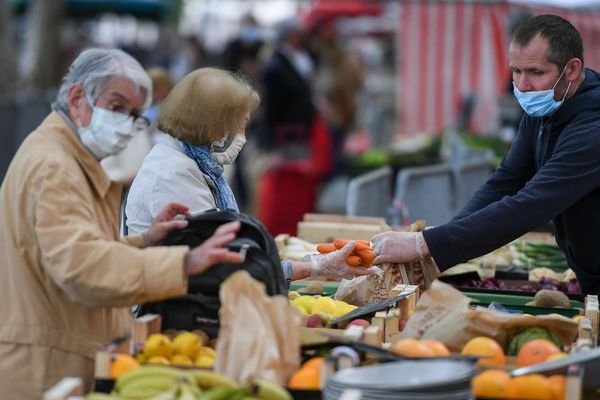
181 142 239 212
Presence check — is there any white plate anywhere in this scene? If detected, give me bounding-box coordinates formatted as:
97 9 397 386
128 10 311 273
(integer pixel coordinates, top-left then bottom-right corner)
328 360 476 391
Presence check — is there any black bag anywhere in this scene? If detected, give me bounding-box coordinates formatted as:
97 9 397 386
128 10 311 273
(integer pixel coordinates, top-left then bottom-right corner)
137 210 284 337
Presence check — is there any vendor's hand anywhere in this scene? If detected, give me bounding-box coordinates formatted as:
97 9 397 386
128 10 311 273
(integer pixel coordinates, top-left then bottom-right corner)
371 231 429 265
143 202 192 247
310 241 381 280
184 221 243 277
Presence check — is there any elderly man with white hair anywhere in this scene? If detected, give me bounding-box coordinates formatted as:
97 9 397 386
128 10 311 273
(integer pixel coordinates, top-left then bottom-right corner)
0 48 245 399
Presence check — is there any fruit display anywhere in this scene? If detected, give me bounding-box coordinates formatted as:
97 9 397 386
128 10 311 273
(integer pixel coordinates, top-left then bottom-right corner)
472 370 564 400
289 293 358 326
88 365 291 400
136 332 217 368
316 239 375 267
506 326 561 356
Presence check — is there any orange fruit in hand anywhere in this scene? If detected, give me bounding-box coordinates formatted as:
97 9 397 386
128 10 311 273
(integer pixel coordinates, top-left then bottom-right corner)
392 338 435 358
461 337 505 366
421 339 450 356
471 369 511 398
110 354 140 379
288 367 320 390
517 339 561 367
548 375 566 400
506 374 554 399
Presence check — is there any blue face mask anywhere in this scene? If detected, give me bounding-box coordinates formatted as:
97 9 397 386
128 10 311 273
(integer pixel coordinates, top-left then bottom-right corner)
513 66 572 117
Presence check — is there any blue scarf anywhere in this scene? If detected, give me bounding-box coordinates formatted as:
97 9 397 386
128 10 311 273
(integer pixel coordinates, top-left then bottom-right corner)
181 142 239 212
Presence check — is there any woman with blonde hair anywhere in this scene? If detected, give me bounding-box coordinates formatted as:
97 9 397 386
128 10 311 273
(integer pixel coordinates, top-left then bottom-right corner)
126 67 379 285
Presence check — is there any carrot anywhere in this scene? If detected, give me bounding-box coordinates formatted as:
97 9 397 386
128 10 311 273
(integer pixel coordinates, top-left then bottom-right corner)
334 239 371 251
317 243 337 254
346 255 362 266
357 249 375 266
333 239 348 249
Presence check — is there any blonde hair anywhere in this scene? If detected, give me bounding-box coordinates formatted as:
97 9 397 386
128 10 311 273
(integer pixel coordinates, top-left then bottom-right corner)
157 68 260 145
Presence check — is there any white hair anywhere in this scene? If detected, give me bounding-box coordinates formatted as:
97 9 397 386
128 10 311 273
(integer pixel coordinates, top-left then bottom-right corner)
53 48 152 114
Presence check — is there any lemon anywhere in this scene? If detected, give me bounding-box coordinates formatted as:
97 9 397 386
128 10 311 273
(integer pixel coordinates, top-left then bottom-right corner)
572 315 583 324
146 356 170 365
172 331 201 359
198 346 216 359
144 333 173 359
292 304 309 315
292 296 317 314
195 355 215 368
312 297 337 315
171 354 194 366
288 290 301 300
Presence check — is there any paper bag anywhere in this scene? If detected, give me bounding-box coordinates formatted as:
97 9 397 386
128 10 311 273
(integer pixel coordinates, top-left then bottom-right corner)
215 271 302 385
334 220 438 305
401 280 578 352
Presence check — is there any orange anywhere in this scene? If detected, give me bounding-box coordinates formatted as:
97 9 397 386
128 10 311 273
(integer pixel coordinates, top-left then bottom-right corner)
517 339 561 367
421 339 450 356
461 337 505 366
110 354 140 379
392 338 435 358
288 367 320 390
506 374 553 400
302 357 324 371
471 369 511 398
548 375 566 400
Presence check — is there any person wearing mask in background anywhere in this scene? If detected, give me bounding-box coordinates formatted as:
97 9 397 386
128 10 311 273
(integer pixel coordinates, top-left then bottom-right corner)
0 48 244 399
126 67 379 288
371 15 600 295
101 67 174 185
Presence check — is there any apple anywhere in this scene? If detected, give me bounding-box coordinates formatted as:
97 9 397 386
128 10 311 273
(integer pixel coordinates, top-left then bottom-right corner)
348 319 370 328
306 314 324 328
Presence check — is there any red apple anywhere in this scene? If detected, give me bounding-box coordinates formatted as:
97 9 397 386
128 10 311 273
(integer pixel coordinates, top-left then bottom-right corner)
348 319 370 328
306 314 324 328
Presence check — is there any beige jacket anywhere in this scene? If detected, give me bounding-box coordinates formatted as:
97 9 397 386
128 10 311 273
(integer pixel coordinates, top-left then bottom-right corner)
0 112 189 399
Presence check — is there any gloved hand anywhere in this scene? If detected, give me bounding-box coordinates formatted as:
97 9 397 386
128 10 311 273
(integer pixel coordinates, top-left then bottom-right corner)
371 231 428 265
309 241 382 279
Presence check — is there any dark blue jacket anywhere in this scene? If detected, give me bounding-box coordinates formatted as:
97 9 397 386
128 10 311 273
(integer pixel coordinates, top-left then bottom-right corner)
423 68 600 294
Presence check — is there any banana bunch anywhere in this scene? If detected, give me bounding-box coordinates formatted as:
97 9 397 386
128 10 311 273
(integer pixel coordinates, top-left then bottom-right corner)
199 380 291 400
112 365 192 399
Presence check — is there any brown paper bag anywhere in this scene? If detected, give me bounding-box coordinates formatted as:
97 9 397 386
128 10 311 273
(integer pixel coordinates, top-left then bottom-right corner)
215 271 302 385
401 280 578 352
334 221 439 305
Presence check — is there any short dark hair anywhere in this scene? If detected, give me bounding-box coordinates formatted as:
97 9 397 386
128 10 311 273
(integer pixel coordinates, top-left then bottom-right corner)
511 14 584 70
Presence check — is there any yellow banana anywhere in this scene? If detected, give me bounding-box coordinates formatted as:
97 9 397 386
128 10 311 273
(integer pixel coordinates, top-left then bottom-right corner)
190 370 237 389
118 380 177 399
247 380 292 400
200 387 247 400
177 382 203 400
115 366 187 391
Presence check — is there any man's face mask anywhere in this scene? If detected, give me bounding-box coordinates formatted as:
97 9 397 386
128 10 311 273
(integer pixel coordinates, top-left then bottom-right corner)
78 106 136 160
210 134 246 165
513 65 572 117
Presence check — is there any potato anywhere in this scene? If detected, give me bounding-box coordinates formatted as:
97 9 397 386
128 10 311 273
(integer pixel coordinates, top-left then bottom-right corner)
534 289 571 309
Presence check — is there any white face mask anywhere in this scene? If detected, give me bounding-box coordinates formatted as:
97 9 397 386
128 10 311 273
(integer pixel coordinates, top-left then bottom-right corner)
210 133 246 165
78 107 135 160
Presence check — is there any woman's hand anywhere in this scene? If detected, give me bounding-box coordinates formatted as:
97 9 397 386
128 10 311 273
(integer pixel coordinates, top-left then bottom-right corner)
143 203 191 247
184 221 244 277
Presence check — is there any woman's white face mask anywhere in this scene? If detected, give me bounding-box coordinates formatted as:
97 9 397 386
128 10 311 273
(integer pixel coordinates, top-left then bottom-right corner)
211 133 246 165
78 107 135 160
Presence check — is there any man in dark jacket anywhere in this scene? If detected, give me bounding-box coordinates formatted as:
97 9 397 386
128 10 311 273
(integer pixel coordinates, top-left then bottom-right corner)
261 17 315 153
372 14 600 295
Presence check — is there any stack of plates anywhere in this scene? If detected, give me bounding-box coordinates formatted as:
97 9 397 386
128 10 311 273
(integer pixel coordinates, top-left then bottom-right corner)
323 359 476 400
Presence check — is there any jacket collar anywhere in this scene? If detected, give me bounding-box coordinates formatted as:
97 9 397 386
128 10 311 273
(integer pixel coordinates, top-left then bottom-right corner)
551 68 600 128
45 111 112 197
